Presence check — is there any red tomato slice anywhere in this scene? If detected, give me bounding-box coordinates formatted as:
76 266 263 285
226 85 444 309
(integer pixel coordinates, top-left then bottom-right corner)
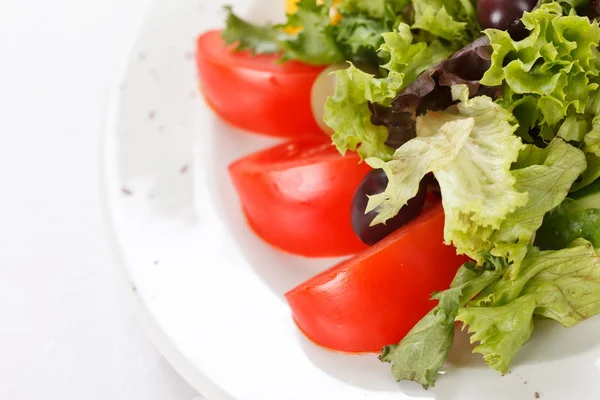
285 204 469 353
229 136 371 257
196 30 326 138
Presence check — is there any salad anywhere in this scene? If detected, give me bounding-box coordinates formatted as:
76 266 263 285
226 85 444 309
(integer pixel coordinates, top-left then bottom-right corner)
196 0 600 389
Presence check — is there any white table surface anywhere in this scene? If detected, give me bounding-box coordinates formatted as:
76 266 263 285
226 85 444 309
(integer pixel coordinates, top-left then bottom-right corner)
0 1 202 399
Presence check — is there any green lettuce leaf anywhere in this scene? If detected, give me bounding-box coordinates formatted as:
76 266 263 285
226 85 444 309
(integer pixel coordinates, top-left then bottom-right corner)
481 3 600 136
537 179 600 249
583 90 600 155
325 65 402 161
365 117 475 223
222 6 281 54
338 0 410 19
223 1 345 65
571 153 600 192
457 295 537 373
522 240 600 327
365 85 527 249
380 258 507 389
282 0 346 64
384 240 600 387
536 200 600 250
457 241 600 373
436 87 527 255
541 0 591 13
223 0 412 66
487 139 586 275
324 24 453 160
411 0 479 43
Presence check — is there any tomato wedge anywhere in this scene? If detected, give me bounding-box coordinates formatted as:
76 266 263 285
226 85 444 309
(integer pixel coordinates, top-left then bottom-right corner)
229 136 371 257
196 30 326 138
285 204 469 353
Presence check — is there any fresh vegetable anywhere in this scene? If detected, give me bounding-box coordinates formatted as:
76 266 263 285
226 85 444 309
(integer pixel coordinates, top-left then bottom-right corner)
351 169 428 245
224 0 480 68
324 24 456 161
537 179 600 249
285 203 469 352
480 3 600 140
332 34 496 160
223 0 405 67
196 30 326 138
365 85 529 262
319 0 600 388
382 239 600 387
228 136 371 257
410 0 480 43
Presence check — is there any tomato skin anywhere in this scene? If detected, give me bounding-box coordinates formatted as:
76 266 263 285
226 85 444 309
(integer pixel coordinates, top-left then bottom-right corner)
285 204 469 353
196 30 326 138
229 137 371 257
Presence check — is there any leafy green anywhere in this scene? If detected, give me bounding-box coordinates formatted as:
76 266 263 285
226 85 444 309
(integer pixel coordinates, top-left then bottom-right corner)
571 153 600 192
411 0 479 43
338 0 410 19
457 295 537 373
282 0 346 64
583 90 600 155
458 241 600 373
537 179 600 249
222 0 418 66
380 258 507 389
324 24 453 160
481 3 600 138
366 117 476 223
364 91 586 275
536 201 600 249
365 85 527 251
384 240 600 387
325 65 402 161
222 6 281 54
541 0 591 12
435 87 527 257
487 139 586 275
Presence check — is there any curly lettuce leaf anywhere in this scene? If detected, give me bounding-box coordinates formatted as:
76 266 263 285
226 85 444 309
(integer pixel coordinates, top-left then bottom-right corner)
571 153 600 192
380 258 507 389
542 0 591 13
457 295 537 373
222 6 282 54
536 200 600 250
282 0 346 64
437 86 527 252
488 139 587 275
366 85 527 246
537 179 600 249
370 35 497 149
583 89 600 155
324 24 453 160
385 240 600 387
481 3 600 135
365 117 475 224
223 1 345 64
457 241 600 373
411 0 479 43
337 0 410 19
224 0 411 65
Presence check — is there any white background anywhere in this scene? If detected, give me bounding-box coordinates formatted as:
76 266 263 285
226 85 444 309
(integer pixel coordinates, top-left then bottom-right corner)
0 1 201 398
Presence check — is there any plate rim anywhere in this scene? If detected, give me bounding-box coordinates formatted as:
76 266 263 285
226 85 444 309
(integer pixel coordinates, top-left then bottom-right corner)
98 1 232 398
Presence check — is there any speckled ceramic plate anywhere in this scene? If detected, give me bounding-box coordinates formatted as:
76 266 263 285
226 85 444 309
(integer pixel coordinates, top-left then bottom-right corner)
103 1 600 399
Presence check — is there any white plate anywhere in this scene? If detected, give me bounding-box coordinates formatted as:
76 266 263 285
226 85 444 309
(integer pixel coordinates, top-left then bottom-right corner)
103 1 600 399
